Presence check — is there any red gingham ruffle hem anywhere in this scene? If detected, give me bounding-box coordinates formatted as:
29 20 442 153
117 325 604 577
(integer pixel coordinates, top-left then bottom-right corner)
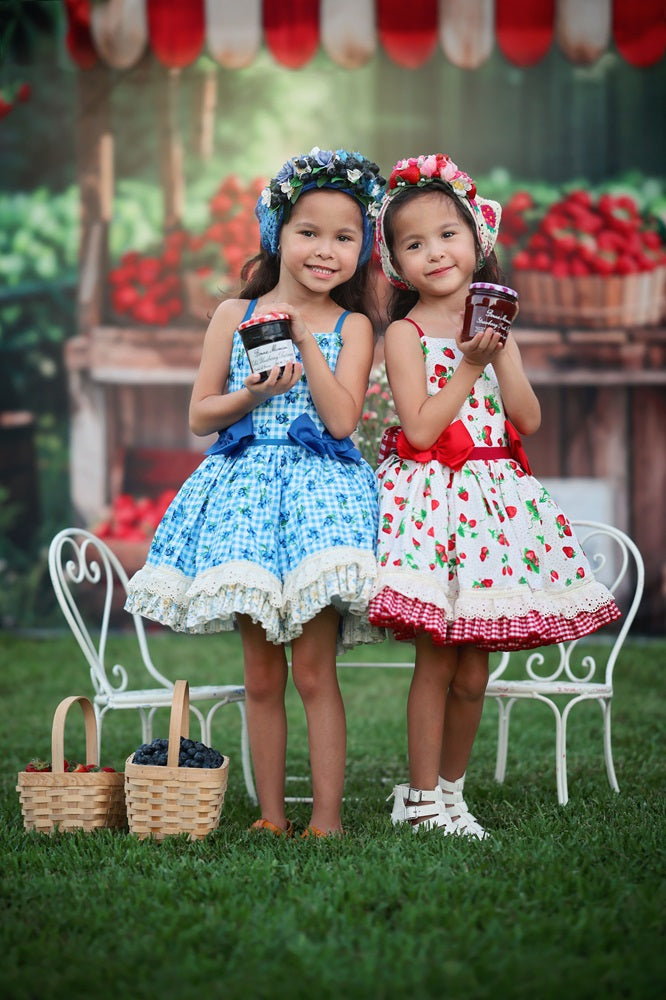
367 587 622 652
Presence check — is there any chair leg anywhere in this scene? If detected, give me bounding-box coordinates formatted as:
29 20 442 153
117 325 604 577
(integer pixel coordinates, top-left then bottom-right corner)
602 699 620 794
236 700 258 805
139 706 152 744
555 705 568 807
95 705 104 761
494 697 516 784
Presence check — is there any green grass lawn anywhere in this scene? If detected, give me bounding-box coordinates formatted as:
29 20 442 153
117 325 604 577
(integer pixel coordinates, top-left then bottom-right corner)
1 629 664 1000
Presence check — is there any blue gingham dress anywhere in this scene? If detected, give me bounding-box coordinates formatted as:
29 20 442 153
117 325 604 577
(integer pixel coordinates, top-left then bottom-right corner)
124 302 381 649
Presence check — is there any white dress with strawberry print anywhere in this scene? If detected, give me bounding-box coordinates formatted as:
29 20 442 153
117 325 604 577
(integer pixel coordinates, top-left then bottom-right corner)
368 326 620 651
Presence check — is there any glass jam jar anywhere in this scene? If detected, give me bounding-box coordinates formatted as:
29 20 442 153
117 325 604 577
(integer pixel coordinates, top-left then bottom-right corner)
461 282 519 344
238 312 296 382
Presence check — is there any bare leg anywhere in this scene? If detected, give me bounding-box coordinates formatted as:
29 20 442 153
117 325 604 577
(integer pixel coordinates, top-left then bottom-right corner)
291 606 346 834
237 614 289 830
408 635 457 791
439 644 489 782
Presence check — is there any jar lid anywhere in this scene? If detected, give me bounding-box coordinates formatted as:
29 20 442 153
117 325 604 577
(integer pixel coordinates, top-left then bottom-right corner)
238 311 291 331
469 282 518 299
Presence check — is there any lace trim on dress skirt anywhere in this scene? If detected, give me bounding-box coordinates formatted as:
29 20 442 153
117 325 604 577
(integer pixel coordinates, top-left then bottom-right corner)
368 583 621 651
124 560 283 639
371 570 616 622
124 550 384 649
282 546 384 651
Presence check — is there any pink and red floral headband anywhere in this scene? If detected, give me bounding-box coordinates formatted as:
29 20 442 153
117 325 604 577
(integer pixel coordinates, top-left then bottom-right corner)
376 153 502 289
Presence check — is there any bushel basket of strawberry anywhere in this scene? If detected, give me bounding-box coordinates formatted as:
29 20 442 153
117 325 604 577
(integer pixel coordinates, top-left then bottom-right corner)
16 696 126 834
510 190 666 328
124 680 229 841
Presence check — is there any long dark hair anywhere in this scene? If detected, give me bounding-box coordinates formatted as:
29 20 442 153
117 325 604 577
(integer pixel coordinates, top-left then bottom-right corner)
382 182 504 323
239 249 372 315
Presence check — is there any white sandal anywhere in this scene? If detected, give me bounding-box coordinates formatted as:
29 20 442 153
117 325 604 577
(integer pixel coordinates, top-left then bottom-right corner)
401 786 458 834
387 782 410 825
439 774 488 840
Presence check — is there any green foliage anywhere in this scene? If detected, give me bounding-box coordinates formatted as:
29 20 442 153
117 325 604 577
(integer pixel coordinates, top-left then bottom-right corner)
0 482 50 629
0 631 664 1000
0 414 71 630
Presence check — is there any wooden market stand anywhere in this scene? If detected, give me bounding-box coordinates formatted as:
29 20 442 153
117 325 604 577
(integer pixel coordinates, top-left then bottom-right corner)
64 51 665 633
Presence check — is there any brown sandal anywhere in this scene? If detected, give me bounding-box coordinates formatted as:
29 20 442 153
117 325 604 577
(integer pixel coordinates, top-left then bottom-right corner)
250 818 294 838
301 825 345 839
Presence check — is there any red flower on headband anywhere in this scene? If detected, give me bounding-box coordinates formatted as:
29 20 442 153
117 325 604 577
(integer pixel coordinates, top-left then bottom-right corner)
390 164 421 188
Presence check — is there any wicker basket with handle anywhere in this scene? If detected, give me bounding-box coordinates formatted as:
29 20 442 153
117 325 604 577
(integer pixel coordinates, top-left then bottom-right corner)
16 696 126 833
124 680 229 841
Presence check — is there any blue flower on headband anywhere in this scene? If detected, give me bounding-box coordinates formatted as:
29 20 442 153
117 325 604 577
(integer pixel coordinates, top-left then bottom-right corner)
312 148 334 168
255 147 386 265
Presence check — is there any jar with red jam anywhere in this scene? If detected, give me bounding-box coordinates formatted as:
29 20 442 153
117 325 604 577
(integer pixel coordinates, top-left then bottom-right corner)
238 312 296 382
461 282 519 344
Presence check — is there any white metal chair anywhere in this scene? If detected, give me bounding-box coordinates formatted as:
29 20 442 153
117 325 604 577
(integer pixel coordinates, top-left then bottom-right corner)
338 520 644 806
486 520 644 805
48 527 257 804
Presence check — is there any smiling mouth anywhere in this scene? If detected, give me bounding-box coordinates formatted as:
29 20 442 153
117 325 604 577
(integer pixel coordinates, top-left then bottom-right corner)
307 265 336 276
427 265 453 277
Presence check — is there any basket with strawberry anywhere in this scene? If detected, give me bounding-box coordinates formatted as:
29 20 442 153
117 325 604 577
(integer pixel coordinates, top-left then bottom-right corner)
508 189 666 328
16 696 126 834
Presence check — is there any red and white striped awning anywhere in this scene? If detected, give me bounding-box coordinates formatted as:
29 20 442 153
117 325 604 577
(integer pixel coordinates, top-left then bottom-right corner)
65 0 665 72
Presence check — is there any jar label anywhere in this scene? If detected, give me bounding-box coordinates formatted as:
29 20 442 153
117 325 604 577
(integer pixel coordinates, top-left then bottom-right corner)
247 339 296 373
470 305 513 340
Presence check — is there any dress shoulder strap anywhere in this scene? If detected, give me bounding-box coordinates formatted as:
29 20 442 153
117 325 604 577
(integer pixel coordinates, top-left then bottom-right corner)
240 299 257 324
334 310 350 335
403 317 426 339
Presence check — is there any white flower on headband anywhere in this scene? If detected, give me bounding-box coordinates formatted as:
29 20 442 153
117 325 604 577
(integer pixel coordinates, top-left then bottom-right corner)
451 176 474 197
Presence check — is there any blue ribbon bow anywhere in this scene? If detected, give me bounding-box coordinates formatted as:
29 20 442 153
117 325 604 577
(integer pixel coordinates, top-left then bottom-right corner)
205 412 255 457
287 413 362 464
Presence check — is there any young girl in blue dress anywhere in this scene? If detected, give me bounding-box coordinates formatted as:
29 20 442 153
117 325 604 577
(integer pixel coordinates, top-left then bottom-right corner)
367 153 621 838
125 148 386 837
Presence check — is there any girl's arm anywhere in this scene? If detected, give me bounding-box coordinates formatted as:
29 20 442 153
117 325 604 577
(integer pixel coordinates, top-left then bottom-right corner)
385 319 501 451
491 334 541 435
189 298 303 437
269 303 375 439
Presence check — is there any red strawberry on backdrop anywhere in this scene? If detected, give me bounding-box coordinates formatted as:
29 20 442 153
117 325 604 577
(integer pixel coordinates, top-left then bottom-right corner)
95 489 177 542
0 82 32 120
109 175 264 325
512 189 665 278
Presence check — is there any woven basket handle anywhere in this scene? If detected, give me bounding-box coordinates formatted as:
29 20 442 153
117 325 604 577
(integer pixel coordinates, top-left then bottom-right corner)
167 680 190 767
51 696 98 774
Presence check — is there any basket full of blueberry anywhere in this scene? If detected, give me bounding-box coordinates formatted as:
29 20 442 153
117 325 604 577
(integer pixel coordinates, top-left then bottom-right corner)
124 680 229 841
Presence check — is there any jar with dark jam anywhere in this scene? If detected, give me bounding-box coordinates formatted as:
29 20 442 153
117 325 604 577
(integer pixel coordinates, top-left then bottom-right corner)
461 282 519 344
238 312 296 382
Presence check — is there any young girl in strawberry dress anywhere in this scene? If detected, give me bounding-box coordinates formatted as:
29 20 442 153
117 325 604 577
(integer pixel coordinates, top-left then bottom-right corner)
367 153 621 839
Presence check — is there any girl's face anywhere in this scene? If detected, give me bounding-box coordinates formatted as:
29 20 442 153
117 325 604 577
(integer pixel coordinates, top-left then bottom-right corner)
390 190 477 301
279 189 364 293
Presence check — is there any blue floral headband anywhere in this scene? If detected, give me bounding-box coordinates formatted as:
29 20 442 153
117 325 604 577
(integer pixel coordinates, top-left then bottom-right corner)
255 147 386 266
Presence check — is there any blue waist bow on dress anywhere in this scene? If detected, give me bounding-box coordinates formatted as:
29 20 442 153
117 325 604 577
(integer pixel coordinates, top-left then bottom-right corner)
205 412 362 464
